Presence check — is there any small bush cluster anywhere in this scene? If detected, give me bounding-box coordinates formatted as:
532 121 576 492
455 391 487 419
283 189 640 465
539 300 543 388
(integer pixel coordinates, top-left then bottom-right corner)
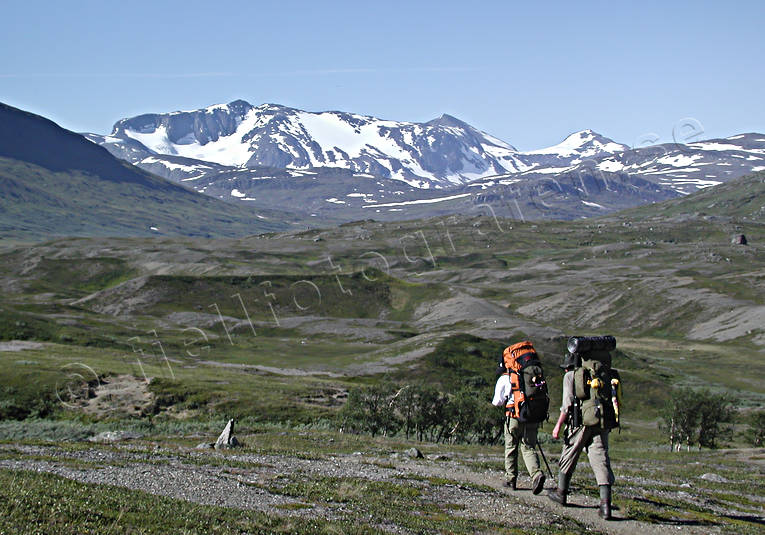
661 387 736 450
0 381 60 421
337 382 501 444
146 378 214 415
741 410 765 447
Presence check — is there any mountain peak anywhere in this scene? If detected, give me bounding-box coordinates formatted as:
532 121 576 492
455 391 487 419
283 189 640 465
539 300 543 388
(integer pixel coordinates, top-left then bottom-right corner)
226 98 252 108
204 99 253 116
561 129 606 142
425 113 469 129
522 129 628 158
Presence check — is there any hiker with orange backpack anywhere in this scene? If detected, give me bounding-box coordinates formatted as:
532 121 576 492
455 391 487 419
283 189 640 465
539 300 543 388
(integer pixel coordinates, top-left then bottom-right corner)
492 340 549 494
547 336 621 521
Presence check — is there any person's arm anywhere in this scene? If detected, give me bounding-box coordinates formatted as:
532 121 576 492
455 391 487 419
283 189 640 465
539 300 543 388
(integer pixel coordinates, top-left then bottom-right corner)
552 371 574 439
552 409 567 439
491 375 509 407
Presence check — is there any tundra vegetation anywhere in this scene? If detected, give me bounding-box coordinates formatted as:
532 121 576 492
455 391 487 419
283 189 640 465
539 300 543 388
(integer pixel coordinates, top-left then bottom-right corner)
0 172 763 533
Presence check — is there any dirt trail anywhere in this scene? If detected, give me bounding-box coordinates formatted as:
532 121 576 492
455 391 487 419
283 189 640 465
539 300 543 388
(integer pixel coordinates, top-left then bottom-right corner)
411 461 710 535
0 444 718 534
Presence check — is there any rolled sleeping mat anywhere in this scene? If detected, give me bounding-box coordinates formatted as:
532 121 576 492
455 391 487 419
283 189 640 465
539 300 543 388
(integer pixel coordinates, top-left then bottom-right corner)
567 335 616 355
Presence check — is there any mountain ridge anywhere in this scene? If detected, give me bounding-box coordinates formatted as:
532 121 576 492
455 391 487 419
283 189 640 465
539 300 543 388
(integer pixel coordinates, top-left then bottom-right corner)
99 99 629 188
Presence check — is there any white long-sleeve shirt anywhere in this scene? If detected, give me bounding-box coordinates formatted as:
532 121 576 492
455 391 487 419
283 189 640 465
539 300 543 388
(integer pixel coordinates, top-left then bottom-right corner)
492 374 512 407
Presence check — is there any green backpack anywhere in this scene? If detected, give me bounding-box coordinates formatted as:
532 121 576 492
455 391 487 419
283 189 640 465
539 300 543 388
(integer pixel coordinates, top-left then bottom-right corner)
570 337 622 430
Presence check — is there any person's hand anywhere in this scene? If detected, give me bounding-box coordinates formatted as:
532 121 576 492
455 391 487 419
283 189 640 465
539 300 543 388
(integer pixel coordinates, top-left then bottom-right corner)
552 423 561 440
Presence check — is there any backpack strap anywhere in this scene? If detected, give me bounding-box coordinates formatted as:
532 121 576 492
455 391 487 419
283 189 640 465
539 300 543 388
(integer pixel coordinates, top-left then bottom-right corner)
504 371 523 418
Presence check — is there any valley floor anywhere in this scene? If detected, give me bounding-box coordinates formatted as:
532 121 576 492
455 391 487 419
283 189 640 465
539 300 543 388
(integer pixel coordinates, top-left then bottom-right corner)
1 204 764 533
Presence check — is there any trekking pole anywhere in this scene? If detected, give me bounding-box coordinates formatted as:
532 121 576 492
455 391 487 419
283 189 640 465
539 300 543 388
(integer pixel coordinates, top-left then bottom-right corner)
536 442 555 480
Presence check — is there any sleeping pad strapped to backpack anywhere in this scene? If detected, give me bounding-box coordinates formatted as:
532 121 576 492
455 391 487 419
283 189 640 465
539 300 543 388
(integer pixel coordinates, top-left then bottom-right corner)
502 341 550 423
569 336 622 430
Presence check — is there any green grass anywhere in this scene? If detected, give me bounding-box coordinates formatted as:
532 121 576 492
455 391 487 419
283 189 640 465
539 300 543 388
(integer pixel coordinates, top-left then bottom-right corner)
0 462 590 535
399 333 508 390
80 270 446 323
23 257 138 298
259 472 575 534
0 469 372 535
621 171 765 222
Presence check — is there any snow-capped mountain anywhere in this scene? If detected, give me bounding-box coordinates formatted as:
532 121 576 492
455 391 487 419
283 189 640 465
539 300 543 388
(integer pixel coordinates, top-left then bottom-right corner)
466 133 765 195
85 100 765 222
92 100 628 189
589 133 765 194
518 129 629 169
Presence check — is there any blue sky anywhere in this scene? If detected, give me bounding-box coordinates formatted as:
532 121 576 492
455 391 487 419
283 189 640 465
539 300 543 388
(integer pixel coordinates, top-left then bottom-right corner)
2 1 763 150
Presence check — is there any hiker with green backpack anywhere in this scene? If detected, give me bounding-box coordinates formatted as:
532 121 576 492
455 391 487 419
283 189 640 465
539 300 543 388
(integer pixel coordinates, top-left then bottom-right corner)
547 336 622 521
492 340 549 494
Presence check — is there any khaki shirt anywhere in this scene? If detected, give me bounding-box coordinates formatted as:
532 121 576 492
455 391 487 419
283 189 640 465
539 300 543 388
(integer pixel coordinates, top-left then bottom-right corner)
561 370 575 414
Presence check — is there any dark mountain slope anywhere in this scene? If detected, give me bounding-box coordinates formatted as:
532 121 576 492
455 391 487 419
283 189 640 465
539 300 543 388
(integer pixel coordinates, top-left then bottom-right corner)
611 171 765 222
1 103 175 189
0 103 293 240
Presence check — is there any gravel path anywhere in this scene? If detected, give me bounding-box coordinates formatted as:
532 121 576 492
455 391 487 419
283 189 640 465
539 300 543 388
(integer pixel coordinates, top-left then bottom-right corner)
0 444 723 534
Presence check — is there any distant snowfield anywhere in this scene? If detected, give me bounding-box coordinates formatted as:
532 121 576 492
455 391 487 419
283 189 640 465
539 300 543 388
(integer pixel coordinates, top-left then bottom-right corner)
690 142 748 152
362 193 471 208
141 156 208 173
298 112 391 157
126 111 263 167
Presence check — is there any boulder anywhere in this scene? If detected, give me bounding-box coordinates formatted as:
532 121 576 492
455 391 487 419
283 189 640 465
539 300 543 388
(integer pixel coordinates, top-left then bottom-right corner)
732 234 748 245
195 442 214 449
700 473 728 483
214 419 241 450
405 447 424 459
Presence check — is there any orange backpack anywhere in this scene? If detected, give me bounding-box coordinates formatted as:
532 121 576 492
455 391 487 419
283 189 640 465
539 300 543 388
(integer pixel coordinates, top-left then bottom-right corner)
502 341 549 423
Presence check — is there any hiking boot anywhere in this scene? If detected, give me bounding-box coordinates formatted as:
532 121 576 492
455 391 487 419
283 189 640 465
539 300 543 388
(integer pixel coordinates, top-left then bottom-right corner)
598 500 612 520
546 488 567 506
598 485 612 520
532 472 546 495
504 479 517 490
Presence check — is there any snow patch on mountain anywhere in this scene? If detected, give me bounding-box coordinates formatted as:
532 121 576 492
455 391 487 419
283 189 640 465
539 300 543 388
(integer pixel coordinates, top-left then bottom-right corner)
125 110 262 167
522 129 628 158
363 193 472 208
